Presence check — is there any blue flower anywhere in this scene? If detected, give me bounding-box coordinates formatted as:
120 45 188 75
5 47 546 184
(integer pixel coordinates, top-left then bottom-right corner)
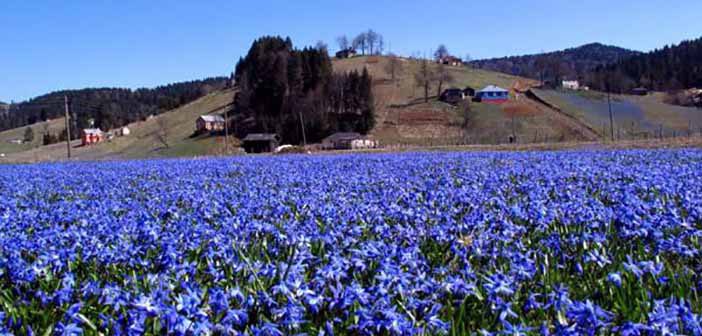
607 272 622 287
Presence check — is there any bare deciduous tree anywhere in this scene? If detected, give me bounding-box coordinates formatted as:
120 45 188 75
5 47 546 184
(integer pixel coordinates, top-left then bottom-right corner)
464 53 472 64
384 53 403 82
376 35 384 55
434 63 454 97
315 41 328 54
434 44 449 61
415 59 434 103
366 30 379 55
154 117 169 148
459 100 472 143
336 35 349 51
353 33 367 55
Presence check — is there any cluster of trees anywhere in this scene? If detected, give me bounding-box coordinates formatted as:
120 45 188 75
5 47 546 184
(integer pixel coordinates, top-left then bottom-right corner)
233 36 375 144
0 78 229 137
588 37 702 93
414 55 455 102
336 30 384 55
470 43 639 87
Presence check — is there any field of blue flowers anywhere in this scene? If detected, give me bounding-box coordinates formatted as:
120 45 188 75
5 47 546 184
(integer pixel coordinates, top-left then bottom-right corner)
1 149 701 335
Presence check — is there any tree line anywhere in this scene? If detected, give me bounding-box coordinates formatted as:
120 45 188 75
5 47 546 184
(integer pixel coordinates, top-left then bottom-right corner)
0 78 229 139
470 43 639 88
587 37 702 95
336 29 384 55
232 36 375 144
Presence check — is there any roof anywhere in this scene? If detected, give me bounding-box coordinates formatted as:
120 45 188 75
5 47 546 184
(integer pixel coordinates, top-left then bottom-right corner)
199 114 225 123
242 133 279 142
82 128 104 135
478 85 509 93
323 132 362 142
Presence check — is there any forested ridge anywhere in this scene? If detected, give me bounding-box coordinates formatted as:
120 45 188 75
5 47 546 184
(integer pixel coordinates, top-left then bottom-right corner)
0 77 229 135
588 37 702 92
470 43 639 84
233 36 374 144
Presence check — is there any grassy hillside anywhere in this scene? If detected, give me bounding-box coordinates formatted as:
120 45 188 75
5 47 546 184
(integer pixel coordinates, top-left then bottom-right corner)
2 89 237 163
334 56 597 145
533 89 702 139
0 117 66 155
2 56 612 163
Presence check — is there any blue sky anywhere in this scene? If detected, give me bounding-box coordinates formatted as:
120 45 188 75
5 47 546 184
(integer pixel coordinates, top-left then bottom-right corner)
1 0 701 102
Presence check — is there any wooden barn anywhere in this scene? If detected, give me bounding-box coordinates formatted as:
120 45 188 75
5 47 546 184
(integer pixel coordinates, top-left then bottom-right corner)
440 88 465 105
335 48 357 59
439 56 463 67
463 86 476 97
196 115 226 133
242 133 280 153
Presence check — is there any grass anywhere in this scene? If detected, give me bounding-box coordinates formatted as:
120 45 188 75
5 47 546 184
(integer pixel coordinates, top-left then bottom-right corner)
0 117 66 155
333 56 596 145
534 89 702 139
1 89 237 163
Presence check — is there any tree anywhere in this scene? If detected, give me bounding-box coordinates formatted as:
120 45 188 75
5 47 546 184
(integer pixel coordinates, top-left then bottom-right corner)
233 36 375 144
415 59 434 103
384 54 404 82
376 35 384 55
315 40 329 54
23 126 34 142
153 117 169 148
353 33 367 55
434 63 454 97
434 44 449 61
336 35 349 51
366 30 379 55
459 100 472 143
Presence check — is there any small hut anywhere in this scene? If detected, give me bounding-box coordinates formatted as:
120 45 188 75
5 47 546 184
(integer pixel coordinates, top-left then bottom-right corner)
242 133 280 153
631 87 649 96
322 132 378 150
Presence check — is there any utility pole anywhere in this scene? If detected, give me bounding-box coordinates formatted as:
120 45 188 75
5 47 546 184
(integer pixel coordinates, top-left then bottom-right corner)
298 110 307 147
223 107 229 153
64 95 72 159
607 84 614 141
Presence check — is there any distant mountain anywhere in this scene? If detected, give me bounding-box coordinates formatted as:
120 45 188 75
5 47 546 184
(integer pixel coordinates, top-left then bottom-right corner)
588 36 702 92
470 43 640 84
0 77 230 134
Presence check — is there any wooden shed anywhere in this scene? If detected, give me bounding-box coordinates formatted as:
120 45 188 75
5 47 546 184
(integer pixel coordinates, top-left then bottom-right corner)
242 133 280 153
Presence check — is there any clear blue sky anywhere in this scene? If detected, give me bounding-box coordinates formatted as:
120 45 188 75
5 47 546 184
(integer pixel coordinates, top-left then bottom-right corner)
2 0 701 103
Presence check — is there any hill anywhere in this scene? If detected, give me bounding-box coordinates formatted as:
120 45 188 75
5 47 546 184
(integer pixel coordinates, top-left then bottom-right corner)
530 88 702 140
334 56 598 145
0 77 229 134
2 56 610 163
588 36 702 92
469 43 639 83
2 89 237 162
